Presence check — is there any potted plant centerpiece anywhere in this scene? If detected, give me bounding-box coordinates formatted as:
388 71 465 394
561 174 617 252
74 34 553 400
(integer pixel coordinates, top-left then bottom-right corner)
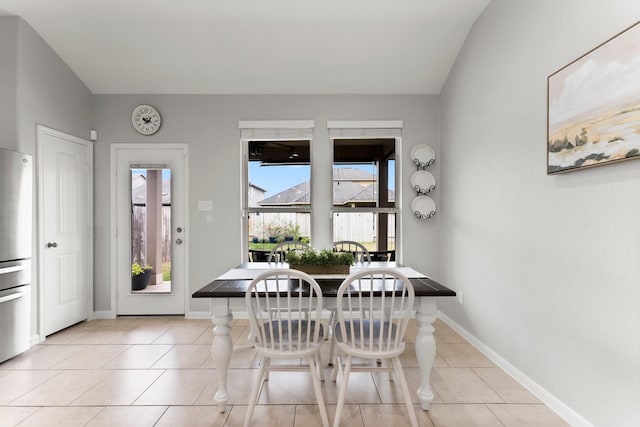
131 262 153 290
285 248 354 275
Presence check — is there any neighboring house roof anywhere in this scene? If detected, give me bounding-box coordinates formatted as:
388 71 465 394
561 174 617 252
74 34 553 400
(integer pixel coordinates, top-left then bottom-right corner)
249 182 267 192
259 168 394 206
131 174 171 205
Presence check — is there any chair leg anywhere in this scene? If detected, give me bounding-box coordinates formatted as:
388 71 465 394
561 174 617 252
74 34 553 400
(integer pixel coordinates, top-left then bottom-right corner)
333 354 353 427
307 356 330 427
244 356 268 427
391 356 418 427
327 310 336 366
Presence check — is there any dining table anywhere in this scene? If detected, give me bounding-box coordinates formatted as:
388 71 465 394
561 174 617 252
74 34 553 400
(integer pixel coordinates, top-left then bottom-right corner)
192 261 456 413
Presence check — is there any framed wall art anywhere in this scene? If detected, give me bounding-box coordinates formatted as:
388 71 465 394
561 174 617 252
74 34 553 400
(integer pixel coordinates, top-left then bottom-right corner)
547 21 640 174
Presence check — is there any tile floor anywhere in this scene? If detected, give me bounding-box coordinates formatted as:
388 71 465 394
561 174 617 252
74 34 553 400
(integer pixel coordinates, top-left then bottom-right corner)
0 317 570 426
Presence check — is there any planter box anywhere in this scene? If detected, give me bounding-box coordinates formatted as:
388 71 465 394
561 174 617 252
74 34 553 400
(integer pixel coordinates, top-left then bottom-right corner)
290 264 350 275
132 270 152 291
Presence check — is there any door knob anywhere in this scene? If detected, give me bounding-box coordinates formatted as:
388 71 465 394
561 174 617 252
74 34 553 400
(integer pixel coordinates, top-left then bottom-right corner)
46 242 58 248
175 239 183 245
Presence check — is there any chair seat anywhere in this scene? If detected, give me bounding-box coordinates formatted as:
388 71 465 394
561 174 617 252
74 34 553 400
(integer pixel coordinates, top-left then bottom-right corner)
257 320 325 352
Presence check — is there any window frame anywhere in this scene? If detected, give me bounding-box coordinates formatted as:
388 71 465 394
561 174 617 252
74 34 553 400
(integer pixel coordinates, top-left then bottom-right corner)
240 121 314 262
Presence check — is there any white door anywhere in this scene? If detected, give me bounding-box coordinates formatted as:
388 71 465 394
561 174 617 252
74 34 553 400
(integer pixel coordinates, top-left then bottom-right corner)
113 144 187 315
37 126 92 336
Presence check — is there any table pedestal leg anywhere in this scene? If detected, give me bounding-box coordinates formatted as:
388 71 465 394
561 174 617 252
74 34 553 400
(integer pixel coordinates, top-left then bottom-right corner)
415 298 437 410
211 301 233 413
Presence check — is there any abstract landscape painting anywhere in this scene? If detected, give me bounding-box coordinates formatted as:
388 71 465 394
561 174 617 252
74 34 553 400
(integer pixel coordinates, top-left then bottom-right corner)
548 21 640 174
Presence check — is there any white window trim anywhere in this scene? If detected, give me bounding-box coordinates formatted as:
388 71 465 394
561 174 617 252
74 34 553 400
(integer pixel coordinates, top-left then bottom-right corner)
328 120 402 261
240 120 315 261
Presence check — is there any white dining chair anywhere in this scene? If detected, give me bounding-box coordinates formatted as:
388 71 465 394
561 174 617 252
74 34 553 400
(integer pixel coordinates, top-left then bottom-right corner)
332 240 371 263
268 240 311 264
331 269 418 427
328 241 371 366
244 269 329 427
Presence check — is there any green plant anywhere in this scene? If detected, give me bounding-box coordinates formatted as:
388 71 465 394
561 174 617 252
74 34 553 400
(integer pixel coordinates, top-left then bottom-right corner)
132 262 153 276
286 249 354 266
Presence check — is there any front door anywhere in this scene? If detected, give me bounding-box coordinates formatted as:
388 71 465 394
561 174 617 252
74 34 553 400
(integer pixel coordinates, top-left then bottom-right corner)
38 126 92 336
113 144 187 315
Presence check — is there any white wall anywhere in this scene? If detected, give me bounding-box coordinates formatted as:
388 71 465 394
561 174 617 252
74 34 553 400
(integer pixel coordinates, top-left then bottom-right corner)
92 95 440 314
439 1 640 425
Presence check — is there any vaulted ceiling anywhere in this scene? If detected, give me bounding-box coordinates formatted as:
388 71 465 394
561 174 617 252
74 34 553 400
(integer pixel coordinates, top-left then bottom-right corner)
0 0 491 94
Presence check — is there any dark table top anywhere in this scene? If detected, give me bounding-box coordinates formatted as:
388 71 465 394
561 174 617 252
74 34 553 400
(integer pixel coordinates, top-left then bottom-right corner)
193 262 456 298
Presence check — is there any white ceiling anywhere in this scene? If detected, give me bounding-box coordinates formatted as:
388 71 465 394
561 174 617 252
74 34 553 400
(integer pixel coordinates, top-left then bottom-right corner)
0 0 490 94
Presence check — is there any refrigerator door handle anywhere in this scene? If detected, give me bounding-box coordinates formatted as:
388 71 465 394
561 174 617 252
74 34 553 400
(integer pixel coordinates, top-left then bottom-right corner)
0 265 24 275
0 289 27 304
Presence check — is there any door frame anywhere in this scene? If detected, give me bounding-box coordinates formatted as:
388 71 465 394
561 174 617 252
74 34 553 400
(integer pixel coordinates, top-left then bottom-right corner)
109 143 190 316
36 125 94 341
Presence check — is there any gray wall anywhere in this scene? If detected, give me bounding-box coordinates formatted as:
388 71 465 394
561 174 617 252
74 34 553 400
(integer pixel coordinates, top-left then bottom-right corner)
439 0 640 425
0 17 18 148
0 17 93 336
92 95 441 313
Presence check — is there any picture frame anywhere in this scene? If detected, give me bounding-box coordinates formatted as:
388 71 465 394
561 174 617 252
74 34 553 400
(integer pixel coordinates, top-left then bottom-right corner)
547 21 640 174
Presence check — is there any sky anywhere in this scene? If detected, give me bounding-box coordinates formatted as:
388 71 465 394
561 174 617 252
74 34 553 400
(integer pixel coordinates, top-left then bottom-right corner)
249 162 395 197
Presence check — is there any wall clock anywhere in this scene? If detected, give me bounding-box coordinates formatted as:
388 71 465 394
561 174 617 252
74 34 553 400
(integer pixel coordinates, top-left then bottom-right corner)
131 104 161 135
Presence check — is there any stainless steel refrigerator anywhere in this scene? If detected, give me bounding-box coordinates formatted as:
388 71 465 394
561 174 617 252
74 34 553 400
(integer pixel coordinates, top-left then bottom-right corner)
0 147 32 363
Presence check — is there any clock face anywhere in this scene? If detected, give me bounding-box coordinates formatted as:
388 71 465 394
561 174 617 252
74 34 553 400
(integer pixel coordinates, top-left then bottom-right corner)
131 104 161 135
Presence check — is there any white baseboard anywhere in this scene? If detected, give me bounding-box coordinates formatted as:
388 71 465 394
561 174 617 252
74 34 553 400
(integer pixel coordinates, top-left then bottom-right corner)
437 311 593 427
92 310 116 319
31 334 42 346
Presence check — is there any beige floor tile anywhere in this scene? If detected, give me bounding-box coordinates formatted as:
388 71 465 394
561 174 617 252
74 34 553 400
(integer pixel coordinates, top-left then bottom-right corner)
360 403 433 427
436 343 495 368
51 344 131 369
112 326 171 344
399 343 448 368
153 326 209 344
201 344 257 369
430 368 503 404
134 369 213 405
85 406 167 427
73 370 163 405
87 318 137 327
67 327 134 345
126 317 172 327
256 370 332 405
165 318 212 327
426 403 503 427
100 344 173 369
487 404 570 426
328 371 381 405
196 368 258 406
0 406 40 426
42 327 95 344
433 320 467 344
374 367 442 405
9 370 111 406
0 370 61 405
225 404 296 427
155 405 229 427
473 368 540 404
231 326 253 345
294 404 364 427
194 328 214 344
0 345 86 370
151 344 212 368
17 406 104 426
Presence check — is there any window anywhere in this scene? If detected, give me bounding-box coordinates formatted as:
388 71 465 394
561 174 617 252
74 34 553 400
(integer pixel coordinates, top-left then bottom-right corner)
241 121 314 262
329 121 402 261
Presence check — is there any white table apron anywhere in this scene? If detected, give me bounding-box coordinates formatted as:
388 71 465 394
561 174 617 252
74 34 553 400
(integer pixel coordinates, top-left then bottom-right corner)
209 295 438 413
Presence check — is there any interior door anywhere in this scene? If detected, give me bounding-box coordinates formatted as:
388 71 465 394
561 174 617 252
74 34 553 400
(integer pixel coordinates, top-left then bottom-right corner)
38 126 92 336
114 145 187 315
